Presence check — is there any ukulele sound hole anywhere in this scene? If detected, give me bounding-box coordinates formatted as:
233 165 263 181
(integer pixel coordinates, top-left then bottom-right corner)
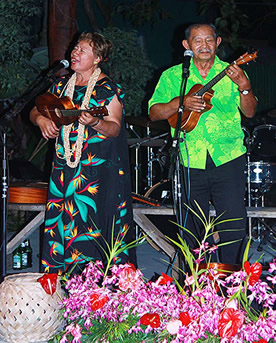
54 108 62 118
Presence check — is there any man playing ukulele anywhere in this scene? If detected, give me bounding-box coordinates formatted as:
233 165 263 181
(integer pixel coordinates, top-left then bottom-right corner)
149 23 257 265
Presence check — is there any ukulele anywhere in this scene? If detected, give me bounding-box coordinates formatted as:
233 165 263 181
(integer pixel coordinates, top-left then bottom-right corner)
168 50 258 132
36 92 108 128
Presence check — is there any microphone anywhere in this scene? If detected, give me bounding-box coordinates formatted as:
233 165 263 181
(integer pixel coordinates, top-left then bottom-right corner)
182 50 193 77
46 59 70 76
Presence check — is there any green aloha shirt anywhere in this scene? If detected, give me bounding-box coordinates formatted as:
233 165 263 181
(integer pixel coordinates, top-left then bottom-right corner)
148 55 246 169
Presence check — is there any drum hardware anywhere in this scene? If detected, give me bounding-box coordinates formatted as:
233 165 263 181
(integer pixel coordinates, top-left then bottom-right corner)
252 124 276 159
146 136 169 188
1 132 8 282
144 179 172 206
131 192 161 207
243 125 276 240
126 122 142 194
126 118 169 195
248 161 272 194
125 116 169 132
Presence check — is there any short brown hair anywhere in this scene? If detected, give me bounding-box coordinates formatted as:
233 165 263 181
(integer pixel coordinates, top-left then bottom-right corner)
78 32 113 66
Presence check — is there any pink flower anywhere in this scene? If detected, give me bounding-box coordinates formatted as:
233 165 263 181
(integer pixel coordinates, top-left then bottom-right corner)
185 274 195 286
208 245 218 254
192 247 201 255
194 257 204 264
268 259 276 274
118 265 142 291
166 319 182 334
266 275 276 285
64 324 82 343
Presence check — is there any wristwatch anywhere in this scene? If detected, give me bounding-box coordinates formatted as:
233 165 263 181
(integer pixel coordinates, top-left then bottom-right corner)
239 89 251 95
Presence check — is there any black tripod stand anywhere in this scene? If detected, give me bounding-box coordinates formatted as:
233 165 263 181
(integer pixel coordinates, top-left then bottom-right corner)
0 64 67 283
167 51 193 278
0 131 8 283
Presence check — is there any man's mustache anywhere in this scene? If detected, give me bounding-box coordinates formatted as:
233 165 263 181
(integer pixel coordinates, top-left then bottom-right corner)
198 49 212 53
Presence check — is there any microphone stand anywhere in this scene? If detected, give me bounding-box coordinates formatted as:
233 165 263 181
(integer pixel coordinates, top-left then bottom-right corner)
167 66 190 277
0 132 8 283
3 70 61 121
0 69 65 282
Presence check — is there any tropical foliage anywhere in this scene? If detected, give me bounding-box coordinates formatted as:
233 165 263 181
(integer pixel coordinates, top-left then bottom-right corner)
102 27 154 116
0 0 43 98
47 207 276 343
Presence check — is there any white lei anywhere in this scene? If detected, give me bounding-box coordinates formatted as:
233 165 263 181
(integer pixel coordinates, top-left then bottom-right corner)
59 68 101 168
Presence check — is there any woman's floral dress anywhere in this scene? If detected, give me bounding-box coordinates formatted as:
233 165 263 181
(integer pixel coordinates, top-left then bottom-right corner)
41 76 135 274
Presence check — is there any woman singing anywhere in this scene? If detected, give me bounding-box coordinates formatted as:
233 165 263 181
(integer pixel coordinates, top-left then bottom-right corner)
30 32 136 274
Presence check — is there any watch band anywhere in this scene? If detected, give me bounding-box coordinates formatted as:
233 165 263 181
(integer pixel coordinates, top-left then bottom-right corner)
238 89 251 95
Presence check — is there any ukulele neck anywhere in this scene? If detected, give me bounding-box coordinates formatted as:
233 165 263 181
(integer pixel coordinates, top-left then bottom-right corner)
195 68 227 96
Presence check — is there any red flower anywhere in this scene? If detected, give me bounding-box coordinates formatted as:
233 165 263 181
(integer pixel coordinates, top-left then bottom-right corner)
253 340 268 343
207 274 220 293
37 273 58 296
128 263 136 270
244 261 262 286
158 273 173 285
140 313 161 328
90 293 109 311
179 311 191 326
218 308 244 338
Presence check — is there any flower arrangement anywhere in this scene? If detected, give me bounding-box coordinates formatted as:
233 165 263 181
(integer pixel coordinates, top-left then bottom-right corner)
48 207 276 343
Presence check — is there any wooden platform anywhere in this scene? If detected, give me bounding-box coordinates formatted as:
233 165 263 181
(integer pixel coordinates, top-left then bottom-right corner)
7 203 276 256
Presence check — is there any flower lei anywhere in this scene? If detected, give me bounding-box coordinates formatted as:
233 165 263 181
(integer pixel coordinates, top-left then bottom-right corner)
59 68 101 168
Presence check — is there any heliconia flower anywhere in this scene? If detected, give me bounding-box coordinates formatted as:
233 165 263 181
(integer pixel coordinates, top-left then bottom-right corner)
157 273 173 285
140 313 161 328
179 311 191 326
90 293 109 311
218 308 244 338
37 273 58 296
244 261 262 286
166 319 182 334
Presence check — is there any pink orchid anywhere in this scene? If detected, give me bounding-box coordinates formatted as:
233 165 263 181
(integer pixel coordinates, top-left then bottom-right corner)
185 273 195 286
268 259 276 274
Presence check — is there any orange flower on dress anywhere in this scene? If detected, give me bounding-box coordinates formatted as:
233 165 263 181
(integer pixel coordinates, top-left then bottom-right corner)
71 249 82 262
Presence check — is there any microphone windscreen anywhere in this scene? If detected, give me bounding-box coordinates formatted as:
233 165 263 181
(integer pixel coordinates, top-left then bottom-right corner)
60 59 70 69
184 50 194 57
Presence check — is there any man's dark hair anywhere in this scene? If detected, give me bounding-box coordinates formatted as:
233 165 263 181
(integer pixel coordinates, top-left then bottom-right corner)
185 23 218 40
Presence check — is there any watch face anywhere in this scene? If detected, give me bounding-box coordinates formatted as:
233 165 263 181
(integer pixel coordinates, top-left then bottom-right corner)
241 90 250 95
